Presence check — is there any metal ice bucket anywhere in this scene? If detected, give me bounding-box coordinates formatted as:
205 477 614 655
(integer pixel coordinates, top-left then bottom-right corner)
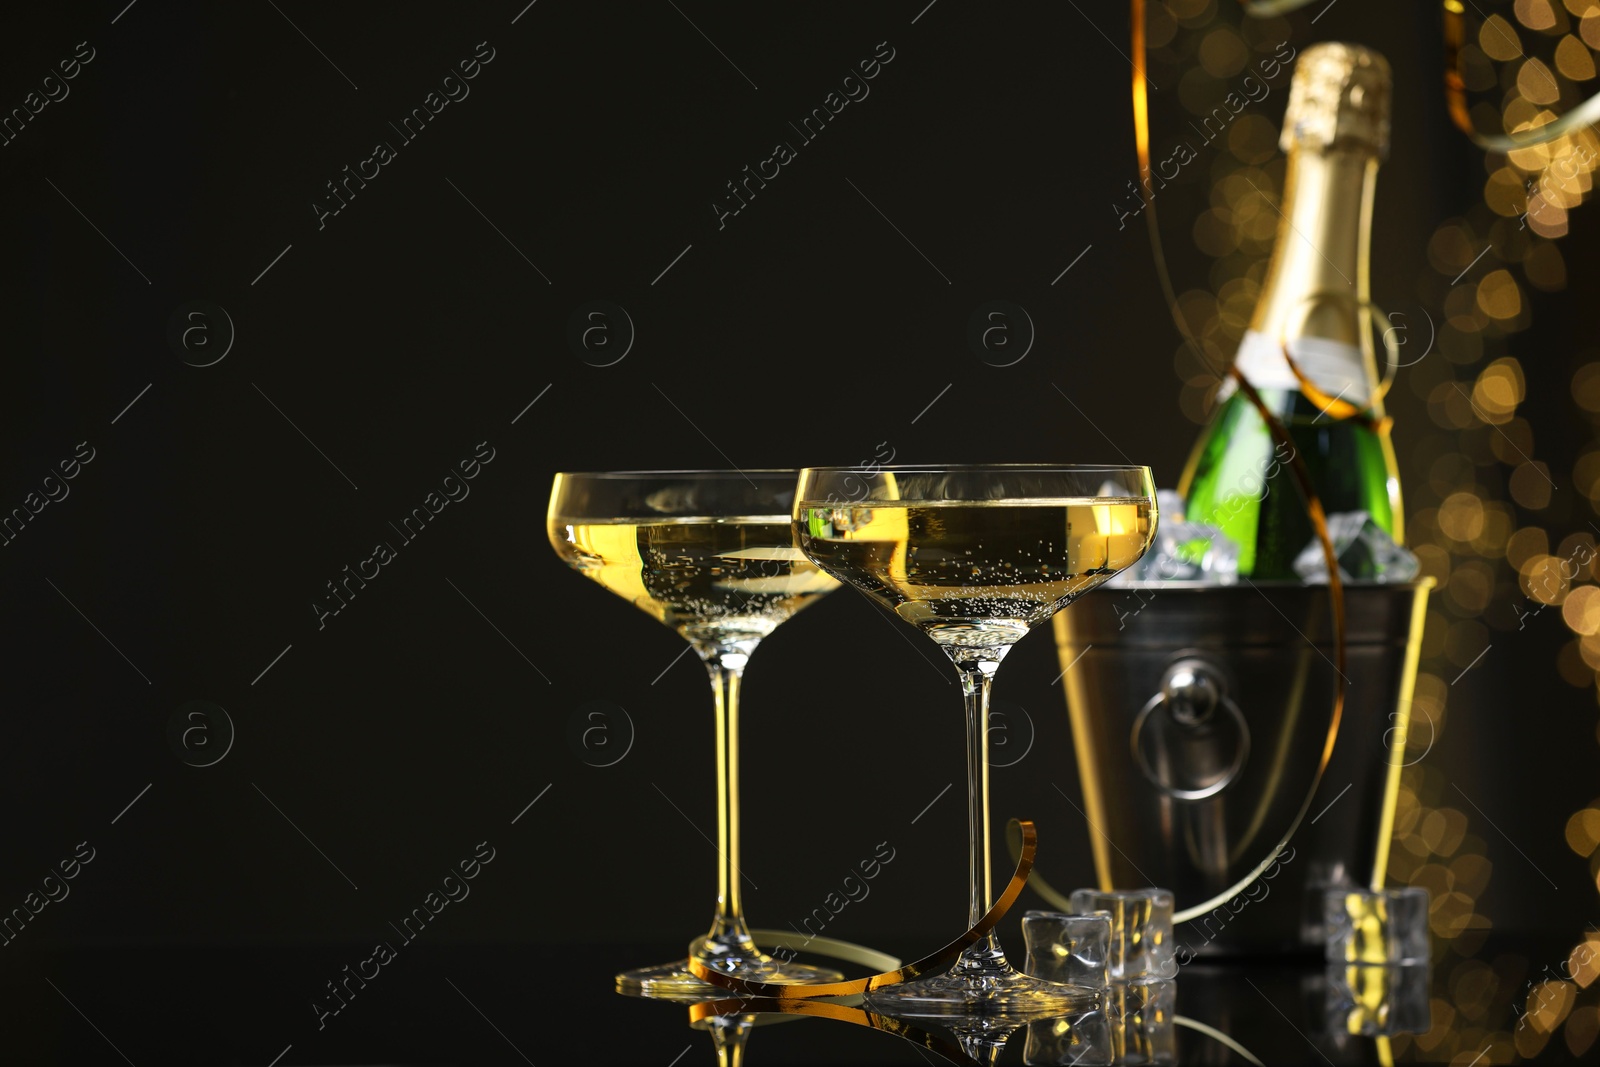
1052 579 1431 958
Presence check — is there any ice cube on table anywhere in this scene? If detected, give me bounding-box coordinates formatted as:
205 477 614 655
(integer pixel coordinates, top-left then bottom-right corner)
1293 511 1419 583
1110 522 1240 586
1069 888 1176 981
1325 886 1430 966
1021 909 1112 988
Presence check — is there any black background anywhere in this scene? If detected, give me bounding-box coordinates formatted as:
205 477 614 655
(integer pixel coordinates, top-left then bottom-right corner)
0 1 1596 1063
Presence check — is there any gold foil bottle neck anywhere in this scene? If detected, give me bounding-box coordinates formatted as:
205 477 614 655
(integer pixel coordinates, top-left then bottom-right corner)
1280 43 1392 157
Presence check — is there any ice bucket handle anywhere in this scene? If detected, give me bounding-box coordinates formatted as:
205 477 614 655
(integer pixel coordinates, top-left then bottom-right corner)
1130 655 1251 802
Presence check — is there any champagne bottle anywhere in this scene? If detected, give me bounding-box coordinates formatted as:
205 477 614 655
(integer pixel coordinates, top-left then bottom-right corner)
1178 43 1402 579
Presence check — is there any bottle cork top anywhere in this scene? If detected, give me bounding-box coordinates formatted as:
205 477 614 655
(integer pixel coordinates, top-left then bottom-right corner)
1280 43 1391 156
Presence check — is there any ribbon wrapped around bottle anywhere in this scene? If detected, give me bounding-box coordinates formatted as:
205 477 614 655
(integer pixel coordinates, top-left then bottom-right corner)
1109 0 1352 930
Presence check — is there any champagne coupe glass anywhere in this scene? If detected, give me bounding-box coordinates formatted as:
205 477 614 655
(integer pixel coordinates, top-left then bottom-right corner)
548 470 844 999
794 465 1157 1015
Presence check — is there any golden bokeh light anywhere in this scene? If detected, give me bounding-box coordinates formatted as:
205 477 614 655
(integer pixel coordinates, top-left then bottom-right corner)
1472 356 1527 419
1516 0 1560 31
1510 461 1556 508
1507 525 1552 568
1567 807 1600 854
1440 492 1489 541
1519 57 1565 104
1556 32 1598 77
1568 1004 1600 1058
1482 14 1527 61
1476 270 1525 321
1573 365 1600 412
1563 584 1600 633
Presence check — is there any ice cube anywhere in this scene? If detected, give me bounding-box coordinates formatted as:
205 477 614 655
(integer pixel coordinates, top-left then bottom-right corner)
1324 886 1430 965
1068 888 1176 981
1021 909 1112 988
1109 522 1240 586
1293 512 1419 583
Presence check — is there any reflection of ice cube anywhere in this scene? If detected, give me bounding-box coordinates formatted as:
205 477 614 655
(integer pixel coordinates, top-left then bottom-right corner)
1069 888 1175 981
1293 512 1419 583
1022 910 1112 988
1023 1008 1113 1065
1325 962 1431 1036
1108 979 1177 1065
1110 522 1240 586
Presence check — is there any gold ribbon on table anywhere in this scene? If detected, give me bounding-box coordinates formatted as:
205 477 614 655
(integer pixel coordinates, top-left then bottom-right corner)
745 931 901 976
687 819 1042 998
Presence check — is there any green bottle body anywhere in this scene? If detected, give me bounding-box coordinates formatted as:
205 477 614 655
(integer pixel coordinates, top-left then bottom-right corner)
1180 387 1399 579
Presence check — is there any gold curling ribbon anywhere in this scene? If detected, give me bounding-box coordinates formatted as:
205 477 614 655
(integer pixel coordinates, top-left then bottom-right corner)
1442 0 1600 151
1189 366 1350 925
1048 0 1351 930
746 931 901 975
1137 0 1397 430
1126 0 1349 626
1235 0 1600 151
1004 819 1074 914
687 819 1041 998
1015 369 1351 926
1280 339 1386 430
1276 290 1402 435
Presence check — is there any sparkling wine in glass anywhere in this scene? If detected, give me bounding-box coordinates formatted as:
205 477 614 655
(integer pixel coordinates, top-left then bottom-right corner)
548 470 843 999
794 465 1156 1016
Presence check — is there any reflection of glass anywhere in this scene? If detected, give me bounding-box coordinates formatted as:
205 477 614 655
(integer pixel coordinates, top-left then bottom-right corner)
795 465 1156 1015
678 994 1282 1065
700 1012 754 1067
548 470 842 999
690 1000 1028 1065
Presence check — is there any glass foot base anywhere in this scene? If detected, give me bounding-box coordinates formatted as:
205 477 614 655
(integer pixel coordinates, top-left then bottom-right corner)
865 957 1097 1018
616 958 844 1002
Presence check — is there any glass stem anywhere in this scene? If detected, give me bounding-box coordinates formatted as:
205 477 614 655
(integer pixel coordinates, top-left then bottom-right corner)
705 653 754 953
711 1014 753 1067
958 659 1001 954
